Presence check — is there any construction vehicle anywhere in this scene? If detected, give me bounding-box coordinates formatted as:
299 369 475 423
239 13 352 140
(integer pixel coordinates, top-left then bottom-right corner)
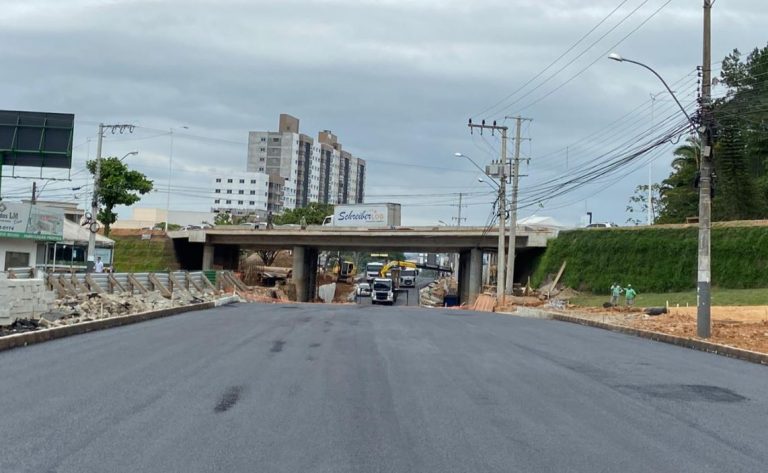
378 260 452 287
326 255 355 283
365 261 385 283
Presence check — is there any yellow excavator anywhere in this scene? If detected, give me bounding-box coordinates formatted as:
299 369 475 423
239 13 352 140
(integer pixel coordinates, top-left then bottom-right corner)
327 256 355 283
378 260 452 288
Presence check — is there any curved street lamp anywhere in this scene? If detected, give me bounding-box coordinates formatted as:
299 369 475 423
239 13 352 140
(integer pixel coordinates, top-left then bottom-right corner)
608 53 697 130
120 151 139 162
608 52 712 338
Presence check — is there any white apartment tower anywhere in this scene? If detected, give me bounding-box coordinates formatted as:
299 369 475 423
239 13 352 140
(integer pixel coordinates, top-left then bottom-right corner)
246 114 366 208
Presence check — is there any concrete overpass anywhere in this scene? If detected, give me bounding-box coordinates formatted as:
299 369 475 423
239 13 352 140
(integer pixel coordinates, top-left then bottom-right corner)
168 225 558 305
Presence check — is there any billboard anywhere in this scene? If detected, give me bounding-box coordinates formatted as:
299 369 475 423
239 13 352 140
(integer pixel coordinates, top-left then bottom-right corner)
0 110 74 169
0 201 64 241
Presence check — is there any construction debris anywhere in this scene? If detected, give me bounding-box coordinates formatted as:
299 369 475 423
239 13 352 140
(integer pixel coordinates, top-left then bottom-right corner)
419 277 457 307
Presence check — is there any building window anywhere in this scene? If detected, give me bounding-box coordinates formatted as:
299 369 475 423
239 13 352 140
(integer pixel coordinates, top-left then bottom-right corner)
226 190 232 194
214 199 220 204
226 200 232 204
227 178 233 183
239 179 245 184
249 201 255 205
215 178 221 183
259 167 264 171
272 138 279 143
250 190 256 195
260 157 265 162
215 189 220 194
250 179 256 184
260 147 266 152
238 190 244 194
260 137 266 142
238 200 244 205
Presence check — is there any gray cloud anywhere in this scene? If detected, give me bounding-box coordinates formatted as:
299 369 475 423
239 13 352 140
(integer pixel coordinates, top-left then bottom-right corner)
1 0 765 226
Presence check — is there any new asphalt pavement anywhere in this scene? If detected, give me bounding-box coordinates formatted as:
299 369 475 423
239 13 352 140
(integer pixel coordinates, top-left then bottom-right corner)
1 303 766 472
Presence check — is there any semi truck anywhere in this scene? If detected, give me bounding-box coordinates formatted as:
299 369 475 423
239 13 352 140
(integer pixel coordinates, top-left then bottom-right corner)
371 278 397 305
322 203 401 228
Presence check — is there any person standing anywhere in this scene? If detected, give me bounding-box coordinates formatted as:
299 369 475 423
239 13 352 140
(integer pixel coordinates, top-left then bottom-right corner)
95 256 104 273
610 282 623 307
625 284 637 307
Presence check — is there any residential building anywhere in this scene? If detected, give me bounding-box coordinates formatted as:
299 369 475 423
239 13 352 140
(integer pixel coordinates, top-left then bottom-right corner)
210 172 284 219
244 114 366 210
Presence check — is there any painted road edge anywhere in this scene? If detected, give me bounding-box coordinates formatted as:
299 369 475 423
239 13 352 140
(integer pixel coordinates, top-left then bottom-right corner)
0 296 241 353
506 306 768 366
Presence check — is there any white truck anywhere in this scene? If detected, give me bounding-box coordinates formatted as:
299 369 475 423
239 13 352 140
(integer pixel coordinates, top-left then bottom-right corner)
322 203 401 228
399 268 417 288
365 262 385 283
371 278 396 305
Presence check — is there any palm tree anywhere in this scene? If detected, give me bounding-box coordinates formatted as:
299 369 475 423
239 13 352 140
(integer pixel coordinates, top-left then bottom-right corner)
656 137 700 223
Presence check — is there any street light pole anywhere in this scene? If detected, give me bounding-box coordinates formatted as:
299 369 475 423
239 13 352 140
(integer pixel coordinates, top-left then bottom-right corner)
87 123 104 273
165 126 188 232
608 1 713 337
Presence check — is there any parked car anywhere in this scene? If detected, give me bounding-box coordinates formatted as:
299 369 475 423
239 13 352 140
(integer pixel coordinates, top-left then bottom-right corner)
586 222 619 228
182 225 202 230
356 282 371 297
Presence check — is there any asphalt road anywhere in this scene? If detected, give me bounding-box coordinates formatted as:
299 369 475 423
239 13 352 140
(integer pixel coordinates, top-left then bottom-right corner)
1 304 767 472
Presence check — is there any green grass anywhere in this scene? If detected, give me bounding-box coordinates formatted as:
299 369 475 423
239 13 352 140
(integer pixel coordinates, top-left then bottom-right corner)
533 226 768 293
111 236 179 272
570 287 768 308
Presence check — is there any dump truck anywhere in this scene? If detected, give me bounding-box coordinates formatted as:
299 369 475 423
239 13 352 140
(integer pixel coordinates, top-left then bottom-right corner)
371 277 396 305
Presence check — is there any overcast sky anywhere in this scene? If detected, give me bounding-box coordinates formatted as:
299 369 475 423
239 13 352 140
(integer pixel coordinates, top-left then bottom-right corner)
1 0 765 227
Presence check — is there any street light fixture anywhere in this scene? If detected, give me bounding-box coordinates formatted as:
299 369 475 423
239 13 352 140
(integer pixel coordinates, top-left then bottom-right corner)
120 151 139 162
438 220 449 226
609 52 712 338
456 151 506 298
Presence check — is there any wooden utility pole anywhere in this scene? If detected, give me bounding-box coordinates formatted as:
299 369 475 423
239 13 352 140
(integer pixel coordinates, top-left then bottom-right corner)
697 0 714 338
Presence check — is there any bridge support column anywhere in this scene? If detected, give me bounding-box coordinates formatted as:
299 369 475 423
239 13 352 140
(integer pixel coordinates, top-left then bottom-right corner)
292 246 318 302
458 251 470 306
469 248 482 305
458 249 483 307
202 245 214 271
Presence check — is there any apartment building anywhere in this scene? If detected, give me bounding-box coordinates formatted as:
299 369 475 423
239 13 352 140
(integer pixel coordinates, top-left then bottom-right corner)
214 114 366 217
210 172 284 218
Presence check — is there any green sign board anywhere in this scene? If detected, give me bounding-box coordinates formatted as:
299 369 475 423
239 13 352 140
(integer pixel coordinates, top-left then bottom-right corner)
0 201 64 241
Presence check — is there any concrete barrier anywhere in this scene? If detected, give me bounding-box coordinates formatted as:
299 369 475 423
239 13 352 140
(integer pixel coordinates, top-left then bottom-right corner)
0 298 237 353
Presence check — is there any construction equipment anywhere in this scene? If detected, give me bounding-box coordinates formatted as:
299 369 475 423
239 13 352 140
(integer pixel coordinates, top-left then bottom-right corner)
378 260 452 278
326 256 355 283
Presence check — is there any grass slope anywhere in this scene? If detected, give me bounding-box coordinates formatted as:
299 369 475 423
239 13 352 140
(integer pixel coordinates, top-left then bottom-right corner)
534 226 768 293
111 235 179 273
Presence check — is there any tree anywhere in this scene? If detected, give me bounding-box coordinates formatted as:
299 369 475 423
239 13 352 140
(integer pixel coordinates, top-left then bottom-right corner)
656 137 700 224
625 184 662 225
274 203 334 225
214 212 250 225
86 157 153 235
256 250 279 266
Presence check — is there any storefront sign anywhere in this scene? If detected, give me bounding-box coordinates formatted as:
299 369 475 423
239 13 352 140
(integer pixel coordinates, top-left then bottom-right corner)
0 201 64 241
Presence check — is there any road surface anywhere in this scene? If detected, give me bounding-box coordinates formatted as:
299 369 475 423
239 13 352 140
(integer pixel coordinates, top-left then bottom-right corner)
1 303 767 472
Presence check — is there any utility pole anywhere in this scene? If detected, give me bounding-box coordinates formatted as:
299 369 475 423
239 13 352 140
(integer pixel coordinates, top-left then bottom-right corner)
452 192 467 226
504 116 532 296
468 119 507 300
87 123 134 273
31 182 37 204
697 0 714 338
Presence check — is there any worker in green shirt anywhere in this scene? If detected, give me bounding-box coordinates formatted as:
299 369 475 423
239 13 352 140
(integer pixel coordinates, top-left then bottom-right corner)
610 283 623 307
625 284 637 307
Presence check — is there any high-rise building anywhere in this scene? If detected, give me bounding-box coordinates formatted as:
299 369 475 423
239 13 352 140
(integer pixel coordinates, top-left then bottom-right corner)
214 114 365 217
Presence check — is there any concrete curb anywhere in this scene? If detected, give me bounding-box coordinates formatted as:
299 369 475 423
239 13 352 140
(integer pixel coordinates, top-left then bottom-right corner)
0 298 237 353
552 313 768 365
506 307 768 366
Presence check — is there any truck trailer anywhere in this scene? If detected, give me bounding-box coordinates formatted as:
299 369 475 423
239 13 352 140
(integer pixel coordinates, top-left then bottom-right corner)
322 203 401 228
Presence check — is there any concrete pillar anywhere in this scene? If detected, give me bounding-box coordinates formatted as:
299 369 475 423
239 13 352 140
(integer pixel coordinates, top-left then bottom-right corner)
202 245 214 270
306 247 318 302
292 246 307 302
458 250 471 306
468 248 482 306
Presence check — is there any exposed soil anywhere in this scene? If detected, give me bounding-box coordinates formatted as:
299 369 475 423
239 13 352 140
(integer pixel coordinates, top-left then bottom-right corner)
566 305 768 354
